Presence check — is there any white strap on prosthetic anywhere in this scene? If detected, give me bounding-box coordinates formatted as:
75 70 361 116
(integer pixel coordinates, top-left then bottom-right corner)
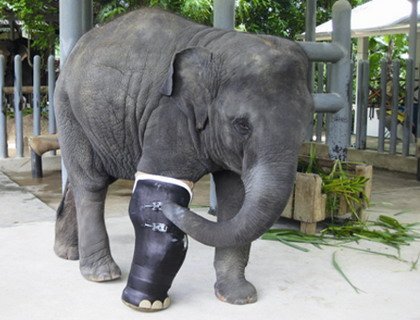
134 171 194 202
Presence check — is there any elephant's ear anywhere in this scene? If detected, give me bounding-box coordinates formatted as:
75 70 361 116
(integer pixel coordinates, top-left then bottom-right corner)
161 47 215 131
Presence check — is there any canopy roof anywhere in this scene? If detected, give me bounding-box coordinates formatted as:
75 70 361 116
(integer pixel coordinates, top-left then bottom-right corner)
315 0 420 40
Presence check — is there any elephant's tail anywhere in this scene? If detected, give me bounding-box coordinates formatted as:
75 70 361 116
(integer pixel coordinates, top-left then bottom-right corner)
54 179 79 260
57 180 75 218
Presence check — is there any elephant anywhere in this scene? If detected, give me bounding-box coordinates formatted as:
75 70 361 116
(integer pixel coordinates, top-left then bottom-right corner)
0 38 48 87
54 8 313 309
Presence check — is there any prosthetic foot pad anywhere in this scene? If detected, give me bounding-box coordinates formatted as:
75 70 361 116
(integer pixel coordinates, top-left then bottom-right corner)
122 173 192 311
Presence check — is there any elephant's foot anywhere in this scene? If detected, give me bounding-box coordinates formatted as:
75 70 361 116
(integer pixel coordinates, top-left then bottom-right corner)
54 241 79 260
80 251 121 282
122 286 171 312
214 279 257 305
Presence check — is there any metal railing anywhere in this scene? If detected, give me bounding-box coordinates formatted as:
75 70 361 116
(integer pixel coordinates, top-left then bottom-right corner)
298 0 352 161
0 54 56 159
1 0 417 168
1 2 353 163
309 58 419 159
354 58 418 157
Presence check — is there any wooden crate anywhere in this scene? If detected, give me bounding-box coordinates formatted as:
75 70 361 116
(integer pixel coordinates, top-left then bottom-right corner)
281 161 373 234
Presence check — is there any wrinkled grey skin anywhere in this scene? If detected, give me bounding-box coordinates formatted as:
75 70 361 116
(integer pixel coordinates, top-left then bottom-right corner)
54 9 313 305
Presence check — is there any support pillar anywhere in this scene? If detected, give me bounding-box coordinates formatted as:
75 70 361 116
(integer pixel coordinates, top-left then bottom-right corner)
408 0 420 180
82 0 94 34
213 0 235 30
327 0 352 160
210 0 236 212
354 37 369 135
59 0 93 191
409 0 418 64
356 37 369 61
305 0 317 140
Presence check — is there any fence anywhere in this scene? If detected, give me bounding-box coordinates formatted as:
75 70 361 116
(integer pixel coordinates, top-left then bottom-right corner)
1 58 418 160
309 58 419 159
354 58 418 157
0 36 418 176
0 54 56 159
299 0 352 161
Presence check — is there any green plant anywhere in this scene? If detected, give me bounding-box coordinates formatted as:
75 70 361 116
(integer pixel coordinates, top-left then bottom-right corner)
264 215 420 256
0 0 58 52
322 160 369 219
367 34 409 110
263 215 420 292
298 145 370 220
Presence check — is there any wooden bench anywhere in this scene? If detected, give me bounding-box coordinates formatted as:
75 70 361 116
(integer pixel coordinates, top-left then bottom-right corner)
28 134 60 178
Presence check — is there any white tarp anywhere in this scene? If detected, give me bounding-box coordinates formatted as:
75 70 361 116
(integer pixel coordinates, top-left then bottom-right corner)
315 0 420 40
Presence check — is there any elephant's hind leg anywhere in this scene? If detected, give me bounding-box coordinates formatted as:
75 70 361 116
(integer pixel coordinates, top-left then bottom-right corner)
54 180 79 260
56 91 121 282
72 185 121 282
212 171 257 305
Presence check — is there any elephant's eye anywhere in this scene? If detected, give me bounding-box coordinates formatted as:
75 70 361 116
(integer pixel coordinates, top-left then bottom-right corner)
233 117 252 136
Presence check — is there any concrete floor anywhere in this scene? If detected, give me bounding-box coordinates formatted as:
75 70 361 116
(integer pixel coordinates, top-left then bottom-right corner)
1 156 420 320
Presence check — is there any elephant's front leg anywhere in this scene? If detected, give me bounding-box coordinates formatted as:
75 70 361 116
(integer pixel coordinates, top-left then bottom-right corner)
73 186 121 282
122 173 191 312
213 171 257 305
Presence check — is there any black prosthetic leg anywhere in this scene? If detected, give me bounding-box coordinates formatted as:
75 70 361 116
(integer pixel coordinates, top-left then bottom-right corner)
122 174 192 312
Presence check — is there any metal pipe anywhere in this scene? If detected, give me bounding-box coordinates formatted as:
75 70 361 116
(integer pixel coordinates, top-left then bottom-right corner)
32 55 42 177
360 60 369 150
417 67 420 181
355 60 364 149
60 0 85 68
325 63 332 144
347 61 354 146
59 0 92 191
390 60 400 155
31 150 43 179
327 0 352 160
14 55 23 157
313 93 345 113
48 55 56 135
298 42 344 63
409 0 418 65
33 56 41 136
316 63 324 142
403 58 414 156
417 64 420 181
378 59 387 153
305 0 317 43
0 55 6 158
210 0 236 212
213 0 235 30
304 0 317 141
82 0 94 34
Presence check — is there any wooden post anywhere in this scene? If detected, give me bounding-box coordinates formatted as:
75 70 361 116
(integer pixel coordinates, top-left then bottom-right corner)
355 164 373 221
337 195 348 216
281 192 294 219
294 173 326 234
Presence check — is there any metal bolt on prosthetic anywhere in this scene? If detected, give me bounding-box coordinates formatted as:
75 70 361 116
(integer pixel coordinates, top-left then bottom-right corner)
122 175 192 312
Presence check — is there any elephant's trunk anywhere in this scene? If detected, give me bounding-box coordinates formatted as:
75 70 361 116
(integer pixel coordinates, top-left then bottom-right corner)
161 158 298 248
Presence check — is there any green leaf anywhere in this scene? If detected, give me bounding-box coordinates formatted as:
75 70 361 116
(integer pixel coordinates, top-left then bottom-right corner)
410 253 420 271
332 252 364 294
276 237 310 252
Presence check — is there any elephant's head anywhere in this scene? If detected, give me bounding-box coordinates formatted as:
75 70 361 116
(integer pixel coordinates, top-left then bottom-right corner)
160 35 313 247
